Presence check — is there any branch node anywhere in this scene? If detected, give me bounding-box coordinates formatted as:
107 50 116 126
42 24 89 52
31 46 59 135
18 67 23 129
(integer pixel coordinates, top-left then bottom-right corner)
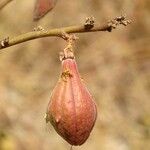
0 37 9 48
84 17 95 30
33 26 45 31
107 15 131 32
60 31 70 40
60 31 78 41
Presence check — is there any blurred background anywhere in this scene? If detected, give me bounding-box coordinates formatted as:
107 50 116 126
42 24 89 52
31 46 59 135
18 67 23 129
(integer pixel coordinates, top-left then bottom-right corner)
0 0 150 150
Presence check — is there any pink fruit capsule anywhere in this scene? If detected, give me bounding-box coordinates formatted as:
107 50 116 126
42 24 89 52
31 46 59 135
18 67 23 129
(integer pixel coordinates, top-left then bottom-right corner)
46 50 97 146
33 0 57 21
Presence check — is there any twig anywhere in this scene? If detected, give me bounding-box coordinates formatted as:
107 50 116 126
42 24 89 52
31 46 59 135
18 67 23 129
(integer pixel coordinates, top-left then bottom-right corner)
0 15 131 50
0 0 13 10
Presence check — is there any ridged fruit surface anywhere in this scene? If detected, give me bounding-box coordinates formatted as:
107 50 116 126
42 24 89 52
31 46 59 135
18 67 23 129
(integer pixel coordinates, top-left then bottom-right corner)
46 58 97 146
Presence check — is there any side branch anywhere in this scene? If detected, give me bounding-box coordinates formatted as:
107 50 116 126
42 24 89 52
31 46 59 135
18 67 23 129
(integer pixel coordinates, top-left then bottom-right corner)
0 15 131 50
0 0 13 10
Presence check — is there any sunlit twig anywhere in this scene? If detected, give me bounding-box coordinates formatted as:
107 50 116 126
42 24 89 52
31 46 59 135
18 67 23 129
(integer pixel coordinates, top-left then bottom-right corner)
0 15 131 50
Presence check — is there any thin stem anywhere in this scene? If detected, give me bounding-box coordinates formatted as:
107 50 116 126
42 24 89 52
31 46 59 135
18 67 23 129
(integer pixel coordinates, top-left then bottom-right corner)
0 0 13 10
0 15 131 50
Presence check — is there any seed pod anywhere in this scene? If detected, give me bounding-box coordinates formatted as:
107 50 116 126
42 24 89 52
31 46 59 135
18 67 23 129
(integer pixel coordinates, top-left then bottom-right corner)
33 0 57 21
46 49 97 146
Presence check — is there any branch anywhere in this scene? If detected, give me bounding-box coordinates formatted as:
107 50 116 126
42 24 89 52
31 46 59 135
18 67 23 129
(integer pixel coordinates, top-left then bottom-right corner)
0 15 131 50
0 0 13 10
